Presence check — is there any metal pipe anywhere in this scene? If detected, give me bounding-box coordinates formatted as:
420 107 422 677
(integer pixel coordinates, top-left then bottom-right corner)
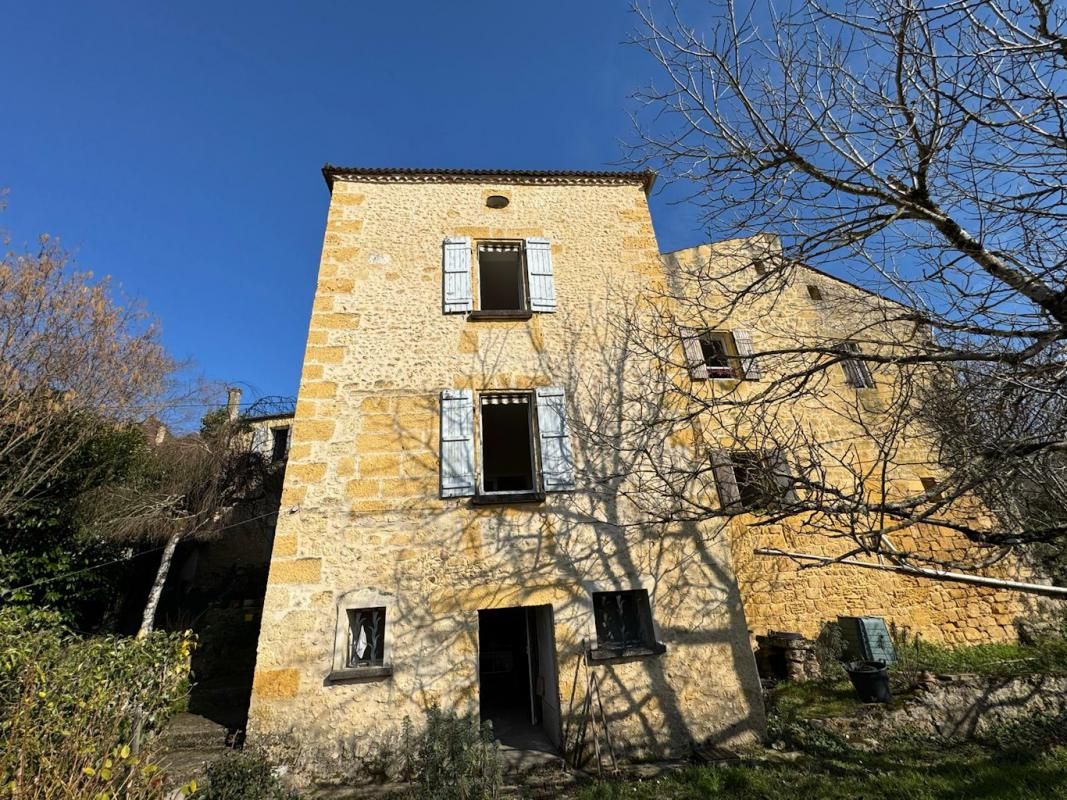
753 547 1067 598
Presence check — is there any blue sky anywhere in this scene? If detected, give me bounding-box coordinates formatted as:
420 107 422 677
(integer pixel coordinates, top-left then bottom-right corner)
1 1 707 405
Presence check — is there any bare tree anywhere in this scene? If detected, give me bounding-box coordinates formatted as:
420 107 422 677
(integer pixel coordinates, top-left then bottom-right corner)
625 0 1067 580
0 232 171 521
90 404 280 637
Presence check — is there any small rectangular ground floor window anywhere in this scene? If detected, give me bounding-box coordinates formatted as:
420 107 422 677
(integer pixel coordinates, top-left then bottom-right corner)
347 606 386 668
592 589 658 652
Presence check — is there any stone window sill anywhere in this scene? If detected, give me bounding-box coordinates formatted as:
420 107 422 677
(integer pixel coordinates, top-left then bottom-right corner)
587 642 667 665
468 310 534 321
326 665 393 683
471 491 546 506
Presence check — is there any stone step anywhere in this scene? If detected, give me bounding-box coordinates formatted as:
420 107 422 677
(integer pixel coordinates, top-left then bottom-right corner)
157 712 230 751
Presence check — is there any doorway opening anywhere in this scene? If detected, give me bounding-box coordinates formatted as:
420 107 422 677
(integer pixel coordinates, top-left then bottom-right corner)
478 605 561 753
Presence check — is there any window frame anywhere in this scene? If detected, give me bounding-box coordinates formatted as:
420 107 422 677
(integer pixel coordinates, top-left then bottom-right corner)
328 589 395 683
472 390 545 503
699 331 740 380
470 239 531 319
582 576 666 663
270 425 290 463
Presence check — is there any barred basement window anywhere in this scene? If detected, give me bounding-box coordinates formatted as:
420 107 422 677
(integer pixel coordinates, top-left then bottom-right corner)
592 590 656 651
347 607 386 668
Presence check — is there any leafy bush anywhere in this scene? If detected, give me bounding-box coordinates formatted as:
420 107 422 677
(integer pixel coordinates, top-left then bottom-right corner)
400 705 503 800
190 751 297 800
0 608 191 798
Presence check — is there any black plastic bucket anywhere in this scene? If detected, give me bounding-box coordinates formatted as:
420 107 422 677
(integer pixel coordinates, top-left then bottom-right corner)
846 660 892 703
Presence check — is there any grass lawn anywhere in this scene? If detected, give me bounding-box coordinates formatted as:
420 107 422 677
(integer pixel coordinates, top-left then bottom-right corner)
570 743 1067 800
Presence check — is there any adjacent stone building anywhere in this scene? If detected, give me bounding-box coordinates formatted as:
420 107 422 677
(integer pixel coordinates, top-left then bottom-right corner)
248 166 1027 776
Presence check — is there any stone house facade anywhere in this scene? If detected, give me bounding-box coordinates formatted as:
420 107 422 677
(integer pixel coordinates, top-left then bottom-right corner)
247 166 1027 775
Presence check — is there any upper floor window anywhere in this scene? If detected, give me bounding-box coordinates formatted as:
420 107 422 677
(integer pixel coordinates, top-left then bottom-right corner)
712 449 797 512
439 387 575 502
442 236 556 317
682 328 761 381
270 426 290 462
478 242 525 312
836 341 876 388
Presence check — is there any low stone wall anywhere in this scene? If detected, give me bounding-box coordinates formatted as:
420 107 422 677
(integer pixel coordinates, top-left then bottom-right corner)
827 674 1067 745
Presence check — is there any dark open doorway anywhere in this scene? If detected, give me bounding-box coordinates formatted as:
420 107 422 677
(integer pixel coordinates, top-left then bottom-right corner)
478 605 561 754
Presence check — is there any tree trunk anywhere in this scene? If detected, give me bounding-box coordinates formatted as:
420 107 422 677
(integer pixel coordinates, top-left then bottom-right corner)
137 530 182 639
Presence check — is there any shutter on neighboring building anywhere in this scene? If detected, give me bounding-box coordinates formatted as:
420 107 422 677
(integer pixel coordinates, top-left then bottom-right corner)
442 237 473 313
768 448 798 503
440 389 476 497
711 450 741 510
535 387 575 491
681 328 708 380
525 238 557 312
733 329 761 381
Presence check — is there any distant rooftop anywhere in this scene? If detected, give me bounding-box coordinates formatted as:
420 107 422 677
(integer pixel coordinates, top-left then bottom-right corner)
322 165 656 194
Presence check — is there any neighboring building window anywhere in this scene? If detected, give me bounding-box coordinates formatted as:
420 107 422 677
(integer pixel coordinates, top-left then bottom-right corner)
346 607 386 668
754 259 768 276
837 341 876 388
270 426 290 462
592 590 657 652
700 333 737 379
807 284 823 301
479 393 537 493
683 329 761 381
712 449 797 511
477 241 526 311
439 387 576 499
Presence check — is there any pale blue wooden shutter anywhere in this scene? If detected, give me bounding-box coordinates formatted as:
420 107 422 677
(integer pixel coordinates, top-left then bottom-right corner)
535 387 575 491
733 329 761 380
440 389 476 497
525 238 556 312
442 237 473 313
681 328 708 380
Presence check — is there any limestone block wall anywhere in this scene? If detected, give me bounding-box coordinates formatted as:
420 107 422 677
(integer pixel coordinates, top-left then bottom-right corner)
666 241 1029 645
247 175 766 777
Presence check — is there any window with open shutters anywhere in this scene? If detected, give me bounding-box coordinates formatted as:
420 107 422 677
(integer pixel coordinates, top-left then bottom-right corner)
713 449 797 512
441 237 557 317
439 387 575 501
683 329 761 381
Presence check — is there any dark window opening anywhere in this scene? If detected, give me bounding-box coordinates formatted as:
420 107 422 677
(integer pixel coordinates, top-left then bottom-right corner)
700 333 736 379
731 451 780 511
270 427 290 462
807 284 823 301
480 395 536 493
346 606 386 668
592 590 656 651
478 244 525 311
837 341 876 388
754 260 768 276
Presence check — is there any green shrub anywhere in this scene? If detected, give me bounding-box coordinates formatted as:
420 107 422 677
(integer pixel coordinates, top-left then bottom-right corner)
191 751 298 800
0 607 191 798
401 705 503 800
